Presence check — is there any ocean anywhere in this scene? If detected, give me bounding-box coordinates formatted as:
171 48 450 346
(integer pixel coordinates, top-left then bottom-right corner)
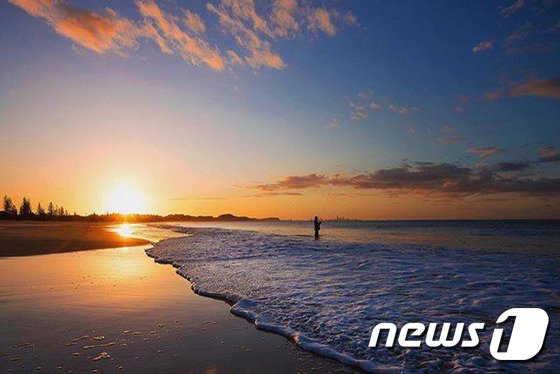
140 220 560 372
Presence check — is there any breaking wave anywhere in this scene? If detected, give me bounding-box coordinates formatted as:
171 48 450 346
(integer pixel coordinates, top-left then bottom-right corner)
146 226 559 373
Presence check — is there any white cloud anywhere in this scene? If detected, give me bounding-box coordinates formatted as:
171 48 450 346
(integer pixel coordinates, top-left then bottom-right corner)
472 40 494 53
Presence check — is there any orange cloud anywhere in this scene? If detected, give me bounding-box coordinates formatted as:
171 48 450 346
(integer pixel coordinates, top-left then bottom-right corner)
350 103 368 120
509 78 560 99
500 0 525 18
388 104 418 114
270 0 300 37
484 91 505 101
9 0 356 71
370 101 381 111
307 8 336 36
137 0 224 70
472 40 494 53
10 0 224 70
538 146 560 163
222 0 273 36
207 2 285 69
436 134 467 144
468 147 504 158
207 0 355 69
184 9 206 34
255 174 328 191
226 49 243 65
484 77 560 101
9 0 137 53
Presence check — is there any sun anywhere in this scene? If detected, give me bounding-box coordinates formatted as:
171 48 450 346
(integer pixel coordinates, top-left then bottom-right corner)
115 223 134 237
105 183 147 214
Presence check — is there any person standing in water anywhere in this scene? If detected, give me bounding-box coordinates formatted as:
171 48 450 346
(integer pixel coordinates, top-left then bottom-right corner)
313 216 322 239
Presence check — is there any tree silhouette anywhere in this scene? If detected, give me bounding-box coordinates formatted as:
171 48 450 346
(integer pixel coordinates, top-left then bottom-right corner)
19 197 34 218
3 195 17 217
2 194 264 223
47 202 55 217
36 202 46 218
3 195 12 212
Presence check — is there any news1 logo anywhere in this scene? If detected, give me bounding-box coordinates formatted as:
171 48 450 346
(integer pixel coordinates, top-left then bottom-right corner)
490 308 549 360
369 308 549 361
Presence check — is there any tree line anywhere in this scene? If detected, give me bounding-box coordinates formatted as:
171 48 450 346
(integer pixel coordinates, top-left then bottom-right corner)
1 194 280 223
1 195 72 220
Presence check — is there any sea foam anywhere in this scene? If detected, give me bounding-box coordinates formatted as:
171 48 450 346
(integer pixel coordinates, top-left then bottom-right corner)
146 226 559 373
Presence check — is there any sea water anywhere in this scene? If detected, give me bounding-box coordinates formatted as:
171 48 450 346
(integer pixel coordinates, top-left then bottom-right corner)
143 220 560 372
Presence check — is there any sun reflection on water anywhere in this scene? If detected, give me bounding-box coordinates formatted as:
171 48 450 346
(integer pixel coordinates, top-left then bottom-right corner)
115 223 134 238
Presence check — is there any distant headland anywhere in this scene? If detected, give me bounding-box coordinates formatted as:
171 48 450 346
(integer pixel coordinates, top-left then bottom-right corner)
1 195 280 223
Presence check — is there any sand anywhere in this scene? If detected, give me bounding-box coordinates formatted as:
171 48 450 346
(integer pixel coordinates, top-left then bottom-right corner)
0 245 356 373
0 221 149 257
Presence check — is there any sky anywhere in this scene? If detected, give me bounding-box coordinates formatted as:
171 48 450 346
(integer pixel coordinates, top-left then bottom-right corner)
0 0 559 219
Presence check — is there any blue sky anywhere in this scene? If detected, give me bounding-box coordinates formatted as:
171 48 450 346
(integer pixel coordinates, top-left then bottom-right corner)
1 0 559 218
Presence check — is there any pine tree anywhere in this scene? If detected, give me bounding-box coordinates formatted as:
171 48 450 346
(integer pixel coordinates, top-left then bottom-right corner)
19 197 33 218
36 203 46 218
47 202 55 217
3 195 13 213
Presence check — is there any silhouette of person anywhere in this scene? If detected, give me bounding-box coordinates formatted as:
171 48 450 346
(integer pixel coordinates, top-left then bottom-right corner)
313 216 322 239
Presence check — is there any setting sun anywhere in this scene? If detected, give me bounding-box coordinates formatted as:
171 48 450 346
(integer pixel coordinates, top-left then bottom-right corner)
105 183 147 214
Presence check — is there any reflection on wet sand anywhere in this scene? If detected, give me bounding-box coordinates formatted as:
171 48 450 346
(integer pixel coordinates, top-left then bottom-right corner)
113 223 134 239
0 243 354 373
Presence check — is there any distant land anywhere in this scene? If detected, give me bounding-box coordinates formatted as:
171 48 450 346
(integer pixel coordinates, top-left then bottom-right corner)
90 213 282 223
0 211 280 223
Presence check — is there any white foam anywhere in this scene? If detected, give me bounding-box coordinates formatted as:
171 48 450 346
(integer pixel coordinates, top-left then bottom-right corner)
146 226 559 372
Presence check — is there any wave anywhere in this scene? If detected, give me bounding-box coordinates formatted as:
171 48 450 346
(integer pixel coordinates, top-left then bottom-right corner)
146 226 560 373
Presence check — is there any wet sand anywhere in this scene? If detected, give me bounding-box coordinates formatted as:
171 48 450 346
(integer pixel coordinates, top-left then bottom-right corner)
0 244 356 373
0 222 149 257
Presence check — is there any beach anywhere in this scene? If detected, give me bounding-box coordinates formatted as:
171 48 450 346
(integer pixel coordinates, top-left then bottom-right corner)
1 220 559 373
0 222 148 257
146 220 560 372
0 223 355 373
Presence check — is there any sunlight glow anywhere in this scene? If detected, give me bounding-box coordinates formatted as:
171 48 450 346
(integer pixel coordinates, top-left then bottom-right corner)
115 223 134 238
105 183 147 214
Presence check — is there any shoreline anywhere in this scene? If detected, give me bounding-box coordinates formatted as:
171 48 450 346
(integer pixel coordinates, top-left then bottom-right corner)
0 221 149 257
3 221 558 372
0 226 356 373
144 223 560 373
147 250 373 373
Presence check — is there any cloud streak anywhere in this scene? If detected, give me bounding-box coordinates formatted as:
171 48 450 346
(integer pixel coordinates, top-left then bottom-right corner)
251 161 560 197
138 0 225 70
307 8 336 36
510 78 560 99
184 9 206 34
388 104 418 114
468 146 503 158
436 135 467 144
350 103 369 120
207 1 286 69
9 0 357 71
538 146 560 163
255 174 327 191
472 40 494 53
500 0 525 18
484 77 560 101
8 0 138 54
493 162 532 172
206 0 355 69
